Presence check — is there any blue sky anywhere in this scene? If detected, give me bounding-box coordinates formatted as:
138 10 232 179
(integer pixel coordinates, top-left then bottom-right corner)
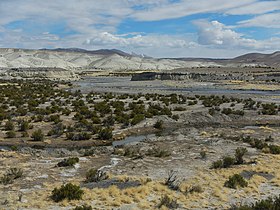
0 0 279 57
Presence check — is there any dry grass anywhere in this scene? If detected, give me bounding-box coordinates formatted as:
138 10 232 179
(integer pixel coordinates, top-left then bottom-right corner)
3 152 280 209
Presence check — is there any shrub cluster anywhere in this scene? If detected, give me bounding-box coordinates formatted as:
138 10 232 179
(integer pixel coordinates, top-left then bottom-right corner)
57 157 79 167
229 195 280 210
51 183 84 202
224 174 248 189
158 195 179 209
211 147 247 169
242 136 280 154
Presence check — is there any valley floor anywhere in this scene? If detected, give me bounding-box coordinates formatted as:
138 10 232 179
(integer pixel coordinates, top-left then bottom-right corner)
0 77 280 210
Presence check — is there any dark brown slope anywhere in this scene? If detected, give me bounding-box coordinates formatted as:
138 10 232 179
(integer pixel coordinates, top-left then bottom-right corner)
41 48 132 57
233 51 280 67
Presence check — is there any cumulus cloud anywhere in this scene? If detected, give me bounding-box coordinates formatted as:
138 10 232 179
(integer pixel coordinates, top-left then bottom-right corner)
84 32 192 48
195 20 241 46
194 20 280 50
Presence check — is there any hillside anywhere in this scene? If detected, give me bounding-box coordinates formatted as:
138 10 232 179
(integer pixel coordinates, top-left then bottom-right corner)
0 48 279 72
233 51 280 67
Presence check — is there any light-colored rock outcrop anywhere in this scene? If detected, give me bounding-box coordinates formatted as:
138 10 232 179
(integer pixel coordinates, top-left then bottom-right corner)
0 48 220 72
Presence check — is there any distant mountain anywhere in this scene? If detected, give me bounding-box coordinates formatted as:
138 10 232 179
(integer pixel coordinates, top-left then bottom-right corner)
42 48 132 57
169 51 280 67
0 48 279 71
233 51 280 67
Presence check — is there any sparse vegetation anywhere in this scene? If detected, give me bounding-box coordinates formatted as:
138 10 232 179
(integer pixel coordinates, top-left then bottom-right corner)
85 168 108 183
0 168 23 185
158 195 179 209
229 195 280 210
51 183 84 202
73 205 92 210
1 79 280 209
154 120 163 129
31 129 44 141
57 157 79 167
165 170 180 191
224 174 248 189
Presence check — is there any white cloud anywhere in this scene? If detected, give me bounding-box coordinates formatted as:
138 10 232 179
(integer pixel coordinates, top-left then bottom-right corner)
238 13 280 28
0 0 134 34
195 20 241 46
0 0 279 57
226 1 280 15
194 20 280 50
84 32 192 48
131 0 256 21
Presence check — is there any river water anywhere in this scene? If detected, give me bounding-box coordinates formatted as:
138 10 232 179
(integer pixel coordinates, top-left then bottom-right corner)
73 76 280 99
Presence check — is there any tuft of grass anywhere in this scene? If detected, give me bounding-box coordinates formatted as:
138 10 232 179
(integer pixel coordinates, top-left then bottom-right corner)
158 195 179 209
165 170 181 191
0 168 23 185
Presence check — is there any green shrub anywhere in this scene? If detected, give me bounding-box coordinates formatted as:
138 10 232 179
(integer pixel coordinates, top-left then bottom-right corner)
123 147 140 158
0 168 23 185
188 100 197 106
222 156 236 168
222 108 233 115
146 148 170 158
21 131 29 137
158 195 179 209
211 160 223 169
208 108 215 116
31 129 44 141
172 114 179 121
4 120 14 131
0 174 13 185
230 195 280 210
224 174 248 189
6 131 16 138
103 115 115 126
269 145 280 154
200 151 207 159
85 168 108 183
10 145 18 151
57 157 79 167
83 149 95 157
48 123 65 137
19 120 30 132
7 168 23 179
235 147 247 164
131 114 145 125
154 120 163 129
51 183 84 202
173 107 186 111
261 103 278 115
98 128 113 140
73 205 92 210
66 132 91 141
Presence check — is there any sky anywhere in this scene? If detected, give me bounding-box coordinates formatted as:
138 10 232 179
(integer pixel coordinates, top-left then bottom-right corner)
0 0 279 58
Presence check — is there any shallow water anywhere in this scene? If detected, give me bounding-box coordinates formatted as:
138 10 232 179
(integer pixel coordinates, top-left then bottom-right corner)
73 76 280 97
